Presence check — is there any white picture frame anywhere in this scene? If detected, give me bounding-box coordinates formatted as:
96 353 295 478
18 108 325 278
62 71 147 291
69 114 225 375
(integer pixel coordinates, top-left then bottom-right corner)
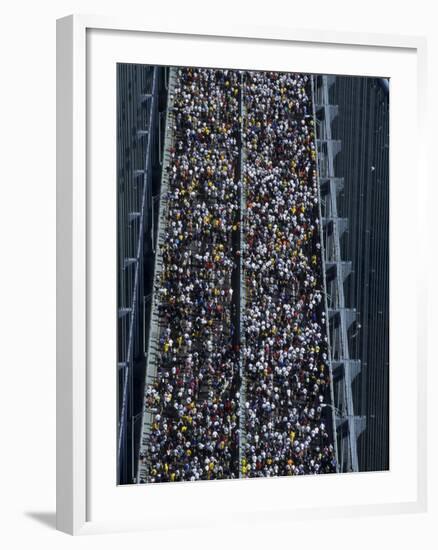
56 14 428 535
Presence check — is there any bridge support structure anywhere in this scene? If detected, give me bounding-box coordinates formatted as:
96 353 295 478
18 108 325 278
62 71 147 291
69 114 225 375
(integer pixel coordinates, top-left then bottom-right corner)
312 75 365 473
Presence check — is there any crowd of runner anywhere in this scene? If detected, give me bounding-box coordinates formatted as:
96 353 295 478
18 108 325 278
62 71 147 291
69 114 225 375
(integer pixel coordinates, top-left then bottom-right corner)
241 71 337 477
139 67 241 482
139 67 336 483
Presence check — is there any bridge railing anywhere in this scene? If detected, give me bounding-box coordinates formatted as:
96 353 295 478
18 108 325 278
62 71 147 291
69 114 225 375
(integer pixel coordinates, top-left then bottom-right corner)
312 74 365 473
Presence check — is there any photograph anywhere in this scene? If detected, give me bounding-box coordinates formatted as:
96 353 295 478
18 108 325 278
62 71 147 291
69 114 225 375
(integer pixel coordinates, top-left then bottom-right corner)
116 63 389 485
0 0 431 543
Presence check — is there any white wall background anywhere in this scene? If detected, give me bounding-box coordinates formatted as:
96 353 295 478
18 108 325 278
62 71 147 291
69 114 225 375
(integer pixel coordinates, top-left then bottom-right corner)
0 0 435 547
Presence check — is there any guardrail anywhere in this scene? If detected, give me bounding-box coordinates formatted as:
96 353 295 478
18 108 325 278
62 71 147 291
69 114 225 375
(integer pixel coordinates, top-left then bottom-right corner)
117 67 159 482
311 75 340 471
136 67 176 483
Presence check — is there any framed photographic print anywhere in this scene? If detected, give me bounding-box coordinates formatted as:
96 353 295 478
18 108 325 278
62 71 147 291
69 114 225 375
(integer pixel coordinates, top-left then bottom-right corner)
56 15 427 534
